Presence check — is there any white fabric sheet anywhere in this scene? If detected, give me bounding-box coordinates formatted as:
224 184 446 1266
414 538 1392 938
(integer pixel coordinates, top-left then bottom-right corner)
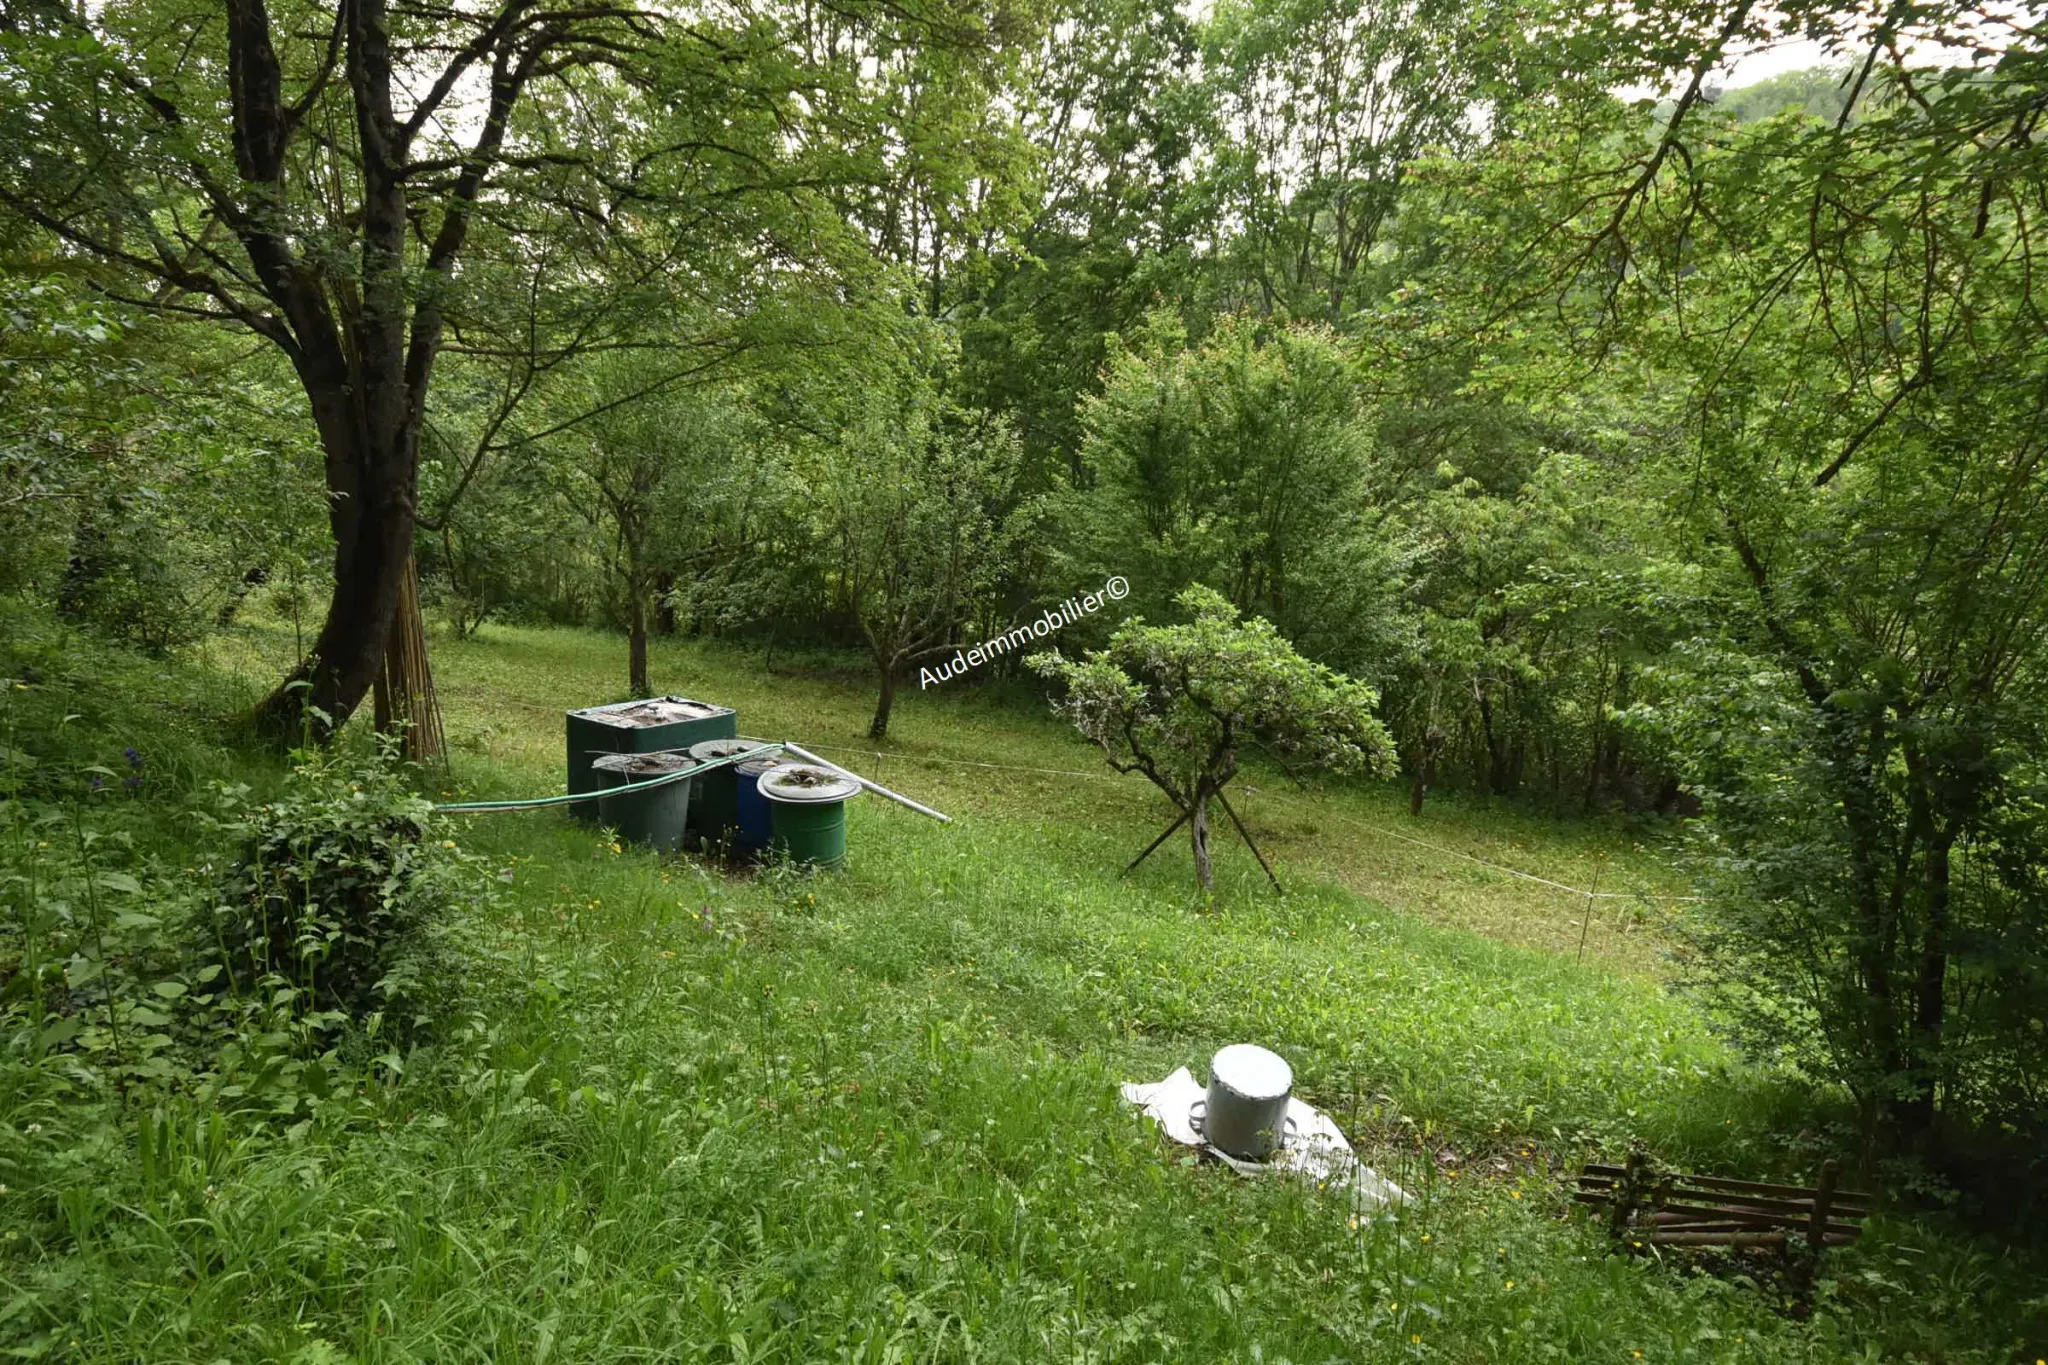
1120 1067 1409 1214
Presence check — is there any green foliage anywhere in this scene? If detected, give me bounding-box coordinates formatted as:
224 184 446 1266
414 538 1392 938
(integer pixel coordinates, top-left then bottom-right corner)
0 273 129 595
1037 585 1396 787
1032 585 1395 888
1061 314 1412 675
807 351 1028 737
1708 65 1859 124
201 743 471 1038
4 0 2048 1318
1198 0 1508 324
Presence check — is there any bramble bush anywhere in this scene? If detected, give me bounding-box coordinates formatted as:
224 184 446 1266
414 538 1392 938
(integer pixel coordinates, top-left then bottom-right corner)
199 739 475 1042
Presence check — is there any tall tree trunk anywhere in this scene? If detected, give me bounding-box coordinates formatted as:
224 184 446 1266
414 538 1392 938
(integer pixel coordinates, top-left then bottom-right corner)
1478 692 1512 794
870 667 897 740
628 586 650 697
1409 727 1445 816
1830 717 1909 1138
654 569 677 635
252 390 420 741
243 0 433 744
1898 825 1958 1143
1191 789 1214 891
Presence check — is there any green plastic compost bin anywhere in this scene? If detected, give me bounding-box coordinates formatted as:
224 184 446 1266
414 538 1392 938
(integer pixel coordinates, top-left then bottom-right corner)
591 751 695 852
760 762 862 870
686 737 770 847
566 697 736 821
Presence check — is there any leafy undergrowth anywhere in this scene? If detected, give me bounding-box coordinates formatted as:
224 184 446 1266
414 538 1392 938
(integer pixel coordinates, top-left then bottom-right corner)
3 608 2043 1361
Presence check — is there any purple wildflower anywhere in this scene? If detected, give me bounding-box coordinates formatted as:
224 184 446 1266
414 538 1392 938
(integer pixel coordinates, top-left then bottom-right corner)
89 774 105 791
123 746 143 769
123 774 143 792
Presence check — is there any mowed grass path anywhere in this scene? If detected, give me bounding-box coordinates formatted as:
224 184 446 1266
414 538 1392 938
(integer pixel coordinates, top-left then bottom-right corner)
24 619 2015 1362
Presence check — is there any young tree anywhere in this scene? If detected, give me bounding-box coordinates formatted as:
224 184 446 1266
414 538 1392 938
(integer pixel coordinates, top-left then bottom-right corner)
814 375 1024 739
1031 585 1395 891
561 372 753 696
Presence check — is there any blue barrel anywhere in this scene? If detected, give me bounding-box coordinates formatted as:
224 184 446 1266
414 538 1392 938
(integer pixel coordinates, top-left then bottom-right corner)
733 755 781 854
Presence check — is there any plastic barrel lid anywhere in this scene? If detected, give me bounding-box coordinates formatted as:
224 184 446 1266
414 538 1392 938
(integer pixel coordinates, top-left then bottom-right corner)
592 750 694 776
1210 1044 1293 1101
758 762 862 804
689 738 759 763
588 697 722 727
735 755 784 778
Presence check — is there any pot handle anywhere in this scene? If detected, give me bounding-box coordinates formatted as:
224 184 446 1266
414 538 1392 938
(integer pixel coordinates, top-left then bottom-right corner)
1188 1098 1207 1139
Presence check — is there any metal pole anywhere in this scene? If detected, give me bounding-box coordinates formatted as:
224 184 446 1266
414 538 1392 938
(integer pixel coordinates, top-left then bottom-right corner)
779 742 952 824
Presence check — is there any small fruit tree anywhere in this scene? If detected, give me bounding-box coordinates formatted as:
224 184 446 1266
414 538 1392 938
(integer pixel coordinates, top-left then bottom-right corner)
1030 586 1396 891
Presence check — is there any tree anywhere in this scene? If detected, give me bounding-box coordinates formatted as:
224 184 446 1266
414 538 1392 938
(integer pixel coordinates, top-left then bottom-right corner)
813 369 1024 739
1397 0 2048 1150
0 0 679 734
0 0 1029 739
561 371 754 696
1197 0 1510 325
1030 585 1395 891
1057 313 1411 676
955 0 1206 483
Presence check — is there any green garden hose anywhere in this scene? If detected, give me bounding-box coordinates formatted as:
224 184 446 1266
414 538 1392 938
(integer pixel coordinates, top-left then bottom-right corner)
431 742 783 813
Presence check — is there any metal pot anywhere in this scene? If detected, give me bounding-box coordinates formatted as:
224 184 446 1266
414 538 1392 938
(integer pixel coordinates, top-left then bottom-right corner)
1190 1044 1296 1161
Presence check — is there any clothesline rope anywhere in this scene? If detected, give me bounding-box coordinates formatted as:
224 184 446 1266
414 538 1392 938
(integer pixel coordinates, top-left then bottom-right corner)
797 741 1701 903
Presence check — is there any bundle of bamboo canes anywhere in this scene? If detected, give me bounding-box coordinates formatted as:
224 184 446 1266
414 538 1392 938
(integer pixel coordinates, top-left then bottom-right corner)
372 558 447 764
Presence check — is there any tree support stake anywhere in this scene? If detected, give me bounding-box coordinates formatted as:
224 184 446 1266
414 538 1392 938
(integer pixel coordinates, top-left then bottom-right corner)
1123 805 1192 877
1216 789 1283 895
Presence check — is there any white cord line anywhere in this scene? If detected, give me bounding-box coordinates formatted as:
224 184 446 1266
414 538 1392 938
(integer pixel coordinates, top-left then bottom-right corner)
798 741 1702 902
799 741 1108 782
1317 811 1701 902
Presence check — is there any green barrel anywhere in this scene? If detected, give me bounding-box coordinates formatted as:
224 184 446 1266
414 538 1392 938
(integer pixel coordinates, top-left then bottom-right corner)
566 697 736 821
591 751 694 852
760 762 862 870
686 737 766 846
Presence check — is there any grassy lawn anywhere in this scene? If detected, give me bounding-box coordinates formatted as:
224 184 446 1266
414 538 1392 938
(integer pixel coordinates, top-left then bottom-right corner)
3 612 2041 1362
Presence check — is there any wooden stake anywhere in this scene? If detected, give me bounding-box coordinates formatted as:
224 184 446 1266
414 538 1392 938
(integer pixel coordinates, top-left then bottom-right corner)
1123 805 1192 877
1216 788 1283 895
1576 855 1605 965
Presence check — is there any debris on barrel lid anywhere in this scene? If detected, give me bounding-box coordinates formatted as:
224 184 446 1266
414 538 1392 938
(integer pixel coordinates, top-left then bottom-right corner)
690 737 771 762
593 697 722 727
591 751 695 777
758 762 861 804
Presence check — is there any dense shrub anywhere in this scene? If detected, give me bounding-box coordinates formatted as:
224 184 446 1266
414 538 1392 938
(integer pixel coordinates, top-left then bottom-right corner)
201 742 470 1037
